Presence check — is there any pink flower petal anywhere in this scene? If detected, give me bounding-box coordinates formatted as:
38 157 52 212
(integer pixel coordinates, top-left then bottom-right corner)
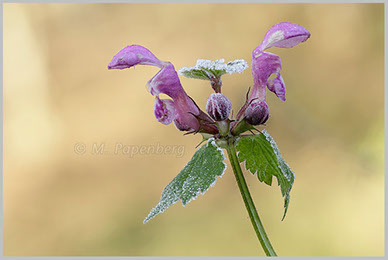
108 45 164 70
258 22 310 51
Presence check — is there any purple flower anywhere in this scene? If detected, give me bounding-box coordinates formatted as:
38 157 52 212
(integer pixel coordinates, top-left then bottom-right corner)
249 22 310 103
108 45 216 133
108 23 310 136
242 22 310 125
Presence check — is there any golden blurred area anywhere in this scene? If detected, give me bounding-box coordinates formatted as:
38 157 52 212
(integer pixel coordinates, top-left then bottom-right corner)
3 3 384 256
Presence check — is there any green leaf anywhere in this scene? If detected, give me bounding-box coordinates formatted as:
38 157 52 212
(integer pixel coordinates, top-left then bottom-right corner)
144 139 226 223
236 130 295 220
178 59 248 81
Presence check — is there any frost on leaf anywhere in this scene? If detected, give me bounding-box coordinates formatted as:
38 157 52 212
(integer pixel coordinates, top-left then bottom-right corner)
144 139 226 223
236 130 295 220
178 59 248 81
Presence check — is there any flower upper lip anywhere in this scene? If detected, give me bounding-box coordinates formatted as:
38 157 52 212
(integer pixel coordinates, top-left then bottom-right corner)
107 44 164 69
258 22 311 51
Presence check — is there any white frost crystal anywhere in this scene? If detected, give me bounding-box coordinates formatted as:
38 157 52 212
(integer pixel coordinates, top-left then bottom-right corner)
178 58 248 76
262 130 294 183
143 139 226 223
235 130 295 220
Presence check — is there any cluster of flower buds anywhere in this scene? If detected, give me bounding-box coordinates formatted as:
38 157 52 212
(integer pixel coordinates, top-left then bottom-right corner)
108 22 310 137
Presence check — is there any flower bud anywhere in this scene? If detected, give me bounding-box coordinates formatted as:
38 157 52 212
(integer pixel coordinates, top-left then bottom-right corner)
205 93 232 121
244 100 269 125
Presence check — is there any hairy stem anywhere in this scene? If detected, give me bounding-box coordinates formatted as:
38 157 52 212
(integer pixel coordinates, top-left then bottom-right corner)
226 139 277 256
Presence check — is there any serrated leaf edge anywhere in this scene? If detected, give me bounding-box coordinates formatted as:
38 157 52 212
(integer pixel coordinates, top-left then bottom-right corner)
180 139 227 207
236 131 295 220
143 139 227 224
262 130 295 186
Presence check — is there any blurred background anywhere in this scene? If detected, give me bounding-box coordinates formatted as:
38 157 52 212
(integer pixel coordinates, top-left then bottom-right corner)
3 3 384 256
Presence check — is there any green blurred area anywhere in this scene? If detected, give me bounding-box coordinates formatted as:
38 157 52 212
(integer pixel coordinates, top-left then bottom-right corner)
3 3 384 256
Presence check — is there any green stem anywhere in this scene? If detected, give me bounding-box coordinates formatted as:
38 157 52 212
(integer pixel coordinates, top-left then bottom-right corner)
226 139 277 256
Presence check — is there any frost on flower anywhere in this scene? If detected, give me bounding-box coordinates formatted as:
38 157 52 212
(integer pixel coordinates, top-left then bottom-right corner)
108 22 310 226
